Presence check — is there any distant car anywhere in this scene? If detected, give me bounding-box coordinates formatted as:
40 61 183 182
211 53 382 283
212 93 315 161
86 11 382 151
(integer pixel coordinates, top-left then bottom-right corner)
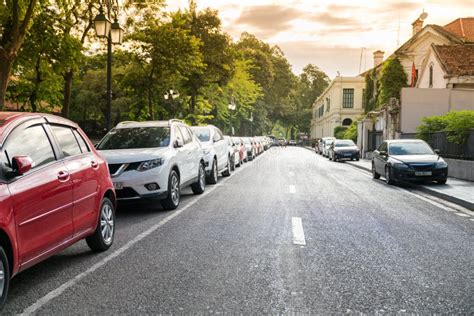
191 125 231 184
242 137 256 161
0 112 115 307
289 140 296 146
224 135 240 170
315 139 322 154
98 120 206 209
322 137 336 157
328 139 360 162
233 137 247 165
372 139 448 185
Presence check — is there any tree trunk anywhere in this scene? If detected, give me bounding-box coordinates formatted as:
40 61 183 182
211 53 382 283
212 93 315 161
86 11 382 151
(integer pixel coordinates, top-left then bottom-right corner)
0 56 13 110
62 70 74 118
190 91 197 124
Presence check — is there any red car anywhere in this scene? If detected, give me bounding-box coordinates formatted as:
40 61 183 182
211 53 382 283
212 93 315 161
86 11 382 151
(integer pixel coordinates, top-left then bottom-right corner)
0 112 116 307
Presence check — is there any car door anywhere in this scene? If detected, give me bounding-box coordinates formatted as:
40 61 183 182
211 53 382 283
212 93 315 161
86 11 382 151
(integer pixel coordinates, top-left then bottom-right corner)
49 125 99 237
178 126 194 183
3 122 73 268
374 142 387 174
186 126 202 179
173 126 189 183
213 128 227 170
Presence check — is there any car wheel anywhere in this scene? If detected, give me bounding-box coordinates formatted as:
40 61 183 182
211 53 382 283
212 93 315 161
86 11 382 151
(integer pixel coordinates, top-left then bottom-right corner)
191 163 206 194
372 162 380 179
86 197 115 251
437 179 447 185
206 159 218 184
0 246 10 309
230 156 235 171
356 158 359 161
222 157 231 177
385 166 395 185
161 170 180 210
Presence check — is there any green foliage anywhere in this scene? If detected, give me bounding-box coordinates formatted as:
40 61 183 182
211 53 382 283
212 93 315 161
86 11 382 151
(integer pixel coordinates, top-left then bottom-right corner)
417 111 474 144
377 58 407 107
343 120 359 142
334 126 348 139
364 69 377 113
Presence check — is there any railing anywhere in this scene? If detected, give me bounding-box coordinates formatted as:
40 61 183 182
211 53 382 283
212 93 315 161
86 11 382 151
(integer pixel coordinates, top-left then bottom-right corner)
401 130 474 160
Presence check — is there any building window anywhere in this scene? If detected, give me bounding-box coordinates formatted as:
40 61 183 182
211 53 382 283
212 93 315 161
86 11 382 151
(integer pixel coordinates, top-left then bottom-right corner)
342 89 354 108
319 105 324 117
326 97 330 112
362 89 366 109
342 118 353 126
429 64 433 87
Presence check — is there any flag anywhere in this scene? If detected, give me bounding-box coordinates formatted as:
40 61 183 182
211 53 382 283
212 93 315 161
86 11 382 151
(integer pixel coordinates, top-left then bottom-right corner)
411 62 417 87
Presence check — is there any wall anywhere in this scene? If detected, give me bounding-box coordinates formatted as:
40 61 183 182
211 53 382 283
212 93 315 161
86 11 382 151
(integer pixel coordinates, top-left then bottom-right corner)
417 49 447 88
444 159 474 181
400 88 474 134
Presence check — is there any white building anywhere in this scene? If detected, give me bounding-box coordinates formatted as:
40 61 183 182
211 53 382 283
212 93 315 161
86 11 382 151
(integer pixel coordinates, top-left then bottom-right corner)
310 76 365 139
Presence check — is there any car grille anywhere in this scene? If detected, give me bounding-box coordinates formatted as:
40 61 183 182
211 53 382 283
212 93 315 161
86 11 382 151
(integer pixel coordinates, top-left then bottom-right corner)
108 164 123 174
108 162 142 175
116 187 139 199
409 163 434 171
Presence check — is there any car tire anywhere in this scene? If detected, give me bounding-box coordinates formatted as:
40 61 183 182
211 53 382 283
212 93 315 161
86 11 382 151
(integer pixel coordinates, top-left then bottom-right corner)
230 156 235 171
206 159 218 184
222 157 231 177
385 166 395 185
372 162 380 179
191 163 206 194
161 170 180 210
0 246 10 309
437 179 447 185
86 197 115 251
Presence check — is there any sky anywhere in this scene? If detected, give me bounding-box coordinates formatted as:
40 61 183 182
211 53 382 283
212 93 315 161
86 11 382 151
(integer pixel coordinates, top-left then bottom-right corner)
165 0 474 78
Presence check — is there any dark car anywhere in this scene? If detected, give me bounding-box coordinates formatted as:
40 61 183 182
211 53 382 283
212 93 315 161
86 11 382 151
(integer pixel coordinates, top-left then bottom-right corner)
372 139 448 185
328 139 360 161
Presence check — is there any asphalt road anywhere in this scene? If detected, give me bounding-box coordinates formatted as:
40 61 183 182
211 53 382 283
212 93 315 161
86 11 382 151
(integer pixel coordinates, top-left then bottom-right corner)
4 147 473 314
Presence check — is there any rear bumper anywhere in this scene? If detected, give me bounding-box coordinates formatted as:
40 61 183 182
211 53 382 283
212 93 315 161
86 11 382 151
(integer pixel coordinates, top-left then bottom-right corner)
392 167 448 182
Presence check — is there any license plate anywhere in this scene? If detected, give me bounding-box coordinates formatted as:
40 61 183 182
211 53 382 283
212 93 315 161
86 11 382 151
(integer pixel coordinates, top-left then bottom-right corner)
113 182 124 190
415 171 432 176
344 154 351 157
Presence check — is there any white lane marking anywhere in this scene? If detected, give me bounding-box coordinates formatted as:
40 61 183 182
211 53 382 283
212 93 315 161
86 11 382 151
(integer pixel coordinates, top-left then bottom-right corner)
289 185 296 193
292 217 306 245
455 213 470 218
22 155 253 315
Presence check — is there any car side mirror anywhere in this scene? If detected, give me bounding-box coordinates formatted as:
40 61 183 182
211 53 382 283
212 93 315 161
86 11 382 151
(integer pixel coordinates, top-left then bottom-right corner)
434 149 440 154
379 150 387 156
174 139 184 148
12 156 33 175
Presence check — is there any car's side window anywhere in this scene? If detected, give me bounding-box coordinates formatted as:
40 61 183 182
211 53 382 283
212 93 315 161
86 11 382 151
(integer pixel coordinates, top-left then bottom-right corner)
174 126 184 143
378 142 387 152
3 124 56 171
213 129 223 142
179 126 192 144
50 125 82 157
73 130 90 153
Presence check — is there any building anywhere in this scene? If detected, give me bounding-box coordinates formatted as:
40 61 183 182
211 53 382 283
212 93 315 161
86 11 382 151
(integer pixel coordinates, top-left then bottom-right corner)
310 76 365 139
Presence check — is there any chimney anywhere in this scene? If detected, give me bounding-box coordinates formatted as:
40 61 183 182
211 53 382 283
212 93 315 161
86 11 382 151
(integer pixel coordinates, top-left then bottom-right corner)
412 18 423 36
373 50 384 67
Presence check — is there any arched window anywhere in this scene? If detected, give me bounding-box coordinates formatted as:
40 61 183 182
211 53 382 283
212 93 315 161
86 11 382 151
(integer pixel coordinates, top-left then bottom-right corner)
342 118 352 126
429 63 434 87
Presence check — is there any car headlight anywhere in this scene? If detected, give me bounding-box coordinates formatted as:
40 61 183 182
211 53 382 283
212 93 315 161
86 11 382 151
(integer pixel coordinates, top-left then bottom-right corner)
137 158 164 171
435 161 448 168
392 162 409 169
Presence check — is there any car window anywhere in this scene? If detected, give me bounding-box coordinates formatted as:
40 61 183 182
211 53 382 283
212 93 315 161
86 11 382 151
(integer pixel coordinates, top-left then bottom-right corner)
377 142 387 152
179 126 192 144
98 127 171 150
51 125 82 157
212 129 222 142
389 142 434 155
335 140 356 147
3 124 56 171
192 127 210 142
73 130 90 153
174 126 184 143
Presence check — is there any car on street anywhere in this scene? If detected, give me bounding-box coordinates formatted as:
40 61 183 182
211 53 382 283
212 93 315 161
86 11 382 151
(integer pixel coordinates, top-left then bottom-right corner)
289 139 296 146
328 139 360 162
224 135 240 170
191 125 231 183
98 120 206 209
242 137 256 160
372 139 448 185
0 112 116 307
233 137 247 164
321 137 336 157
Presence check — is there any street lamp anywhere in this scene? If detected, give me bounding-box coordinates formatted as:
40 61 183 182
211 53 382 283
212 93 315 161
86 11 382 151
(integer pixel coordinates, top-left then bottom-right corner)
93 0 123 131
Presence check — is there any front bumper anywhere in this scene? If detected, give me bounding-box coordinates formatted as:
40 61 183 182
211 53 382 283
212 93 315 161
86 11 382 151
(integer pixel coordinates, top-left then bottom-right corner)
334 151 359 160
111 166 169 201
392 167 448 182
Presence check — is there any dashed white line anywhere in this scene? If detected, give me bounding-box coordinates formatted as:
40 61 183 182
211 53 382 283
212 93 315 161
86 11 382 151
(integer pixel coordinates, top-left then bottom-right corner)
289 185 296 193
292 217 306 245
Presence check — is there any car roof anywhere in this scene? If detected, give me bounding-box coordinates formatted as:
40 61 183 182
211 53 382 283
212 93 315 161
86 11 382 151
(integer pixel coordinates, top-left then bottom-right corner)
115 121 171 129
386 139 425 143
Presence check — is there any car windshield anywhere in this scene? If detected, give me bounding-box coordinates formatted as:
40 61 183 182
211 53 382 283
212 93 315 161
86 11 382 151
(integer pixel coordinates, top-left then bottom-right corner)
335 140 355 147
98 127 170 150
325 140 334 146
192 128 210 142
389 142 434 155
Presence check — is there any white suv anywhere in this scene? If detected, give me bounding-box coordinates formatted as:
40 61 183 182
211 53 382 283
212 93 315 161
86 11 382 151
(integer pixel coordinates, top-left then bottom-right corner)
97 120 206 210
191 125 231 184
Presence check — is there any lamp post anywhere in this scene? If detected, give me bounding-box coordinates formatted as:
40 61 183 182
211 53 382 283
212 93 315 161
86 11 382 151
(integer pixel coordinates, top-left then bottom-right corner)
163 89 180 119
228 96 236 135
93 0 124 131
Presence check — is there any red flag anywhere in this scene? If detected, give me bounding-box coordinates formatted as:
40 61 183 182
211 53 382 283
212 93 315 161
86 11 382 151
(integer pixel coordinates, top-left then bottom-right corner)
411 62 417 87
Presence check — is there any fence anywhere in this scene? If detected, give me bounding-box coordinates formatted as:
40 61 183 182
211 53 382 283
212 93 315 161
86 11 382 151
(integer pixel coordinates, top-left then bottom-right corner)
401 130 474 160
368 131 383 151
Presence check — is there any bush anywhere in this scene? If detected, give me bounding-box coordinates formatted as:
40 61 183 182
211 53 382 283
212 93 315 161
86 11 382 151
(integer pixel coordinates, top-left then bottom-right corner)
343 121 358 142
334 126 347 139
377 58 407 107
417 110 474 144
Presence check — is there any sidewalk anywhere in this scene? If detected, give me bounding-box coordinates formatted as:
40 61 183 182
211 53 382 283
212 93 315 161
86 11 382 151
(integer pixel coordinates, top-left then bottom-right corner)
346 159 474 211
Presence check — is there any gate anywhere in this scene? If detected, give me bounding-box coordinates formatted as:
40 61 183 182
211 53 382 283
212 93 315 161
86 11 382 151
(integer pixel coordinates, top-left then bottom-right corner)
368 131 383 151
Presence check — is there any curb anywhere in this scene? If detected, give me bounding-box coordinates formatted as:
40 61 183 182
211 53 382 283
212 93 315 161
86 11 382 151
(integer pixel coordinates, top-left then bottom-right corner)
345 161 474 211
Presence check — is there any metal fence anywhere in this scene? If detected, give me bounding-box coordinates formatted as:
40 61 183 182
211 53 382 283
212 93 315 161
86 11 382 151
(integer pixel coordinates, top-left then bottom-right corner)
401 130 474 160
368 131 383 151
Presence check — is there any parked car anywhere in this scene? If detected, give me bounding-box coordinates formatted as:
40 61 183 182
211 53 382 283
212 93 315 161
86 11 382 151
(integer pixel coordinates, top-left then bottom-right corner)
0 112 116 307
224 135 240 170
321 137 336 157
328 139 360 162
289 139 296 146
98 120 206 210
372 139 448 185
243 137 256 161
233 137 247 164
191 125 231 184
315 139 322 154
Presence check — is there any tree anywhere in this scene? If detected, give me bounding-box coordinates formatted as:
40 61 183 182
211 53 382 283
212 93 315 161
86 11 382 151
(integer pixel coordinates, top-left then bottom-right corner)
0 0 38 109
377 58 407 107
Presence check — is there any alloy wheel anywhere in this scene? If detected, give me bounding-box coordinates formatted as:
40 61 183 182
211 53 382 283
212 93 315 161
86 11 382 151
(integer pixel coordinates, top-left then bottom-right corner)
171 174 180 205
199 164 205 189
213 161 218 180
100 203 114 246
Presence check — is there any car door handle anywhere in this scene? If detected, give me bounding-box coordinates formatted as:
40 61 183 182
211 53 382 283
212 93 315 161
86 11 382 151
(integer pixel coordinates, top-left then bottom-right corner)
91 160 99 169
58 171 70 182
